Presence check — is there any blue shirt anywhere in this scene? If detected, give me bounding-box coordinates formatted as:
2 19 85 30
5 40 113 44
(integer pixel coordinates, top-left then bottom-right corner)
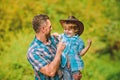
59 33 85 72
27 36 59 80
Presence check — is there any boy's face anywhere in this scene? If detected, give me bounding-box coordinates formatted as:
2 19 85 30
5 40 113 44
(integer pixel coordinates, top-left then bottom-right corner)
64 25 75 37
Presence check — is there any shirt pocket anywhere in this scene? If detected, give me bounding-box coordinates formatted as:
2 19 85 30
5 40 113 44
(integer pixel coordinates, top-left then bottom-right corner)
71 42 79 52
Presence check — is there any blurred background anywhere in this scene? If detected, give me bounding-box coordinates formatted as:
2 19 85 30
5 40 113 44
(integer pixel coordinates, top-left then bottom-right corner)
0 0 120 80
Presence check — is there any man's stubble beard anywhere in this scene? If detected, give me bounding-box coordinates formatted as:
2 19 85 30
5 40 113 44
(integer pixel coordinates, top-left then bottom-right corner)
46 32 51 39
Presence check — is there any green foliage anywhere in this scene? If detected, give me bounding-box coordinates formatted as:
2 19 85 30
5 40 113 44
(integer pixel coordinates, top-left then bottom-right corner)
0 32 34 80
0 0 120 80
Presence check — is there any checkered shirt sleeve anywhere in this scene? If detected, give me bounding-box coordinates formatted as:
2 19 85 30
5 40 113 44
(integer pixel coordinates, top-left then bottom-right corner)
27 48 49 71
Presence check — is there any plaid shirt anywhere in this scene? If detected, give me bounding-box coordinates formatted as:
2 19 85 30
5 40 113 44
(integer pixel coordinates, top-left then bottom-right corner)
27 36 59 80
59 34 85 72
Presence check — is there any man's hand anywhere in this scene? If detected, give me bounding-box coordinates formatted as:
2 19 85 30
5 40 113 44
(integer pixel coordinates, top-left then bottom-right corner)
57 41 66 55
72 72 82 80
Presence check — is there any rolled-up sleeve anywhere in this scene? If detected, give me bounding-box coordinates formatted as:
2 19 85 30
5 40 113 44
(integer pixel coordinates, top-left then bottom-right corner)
27 49 48 71
78 39 85 53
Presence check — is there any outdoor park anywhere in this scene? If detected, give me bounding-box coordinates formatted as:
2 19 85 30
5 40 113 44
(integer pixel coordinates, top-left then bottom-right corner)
0 0 120 80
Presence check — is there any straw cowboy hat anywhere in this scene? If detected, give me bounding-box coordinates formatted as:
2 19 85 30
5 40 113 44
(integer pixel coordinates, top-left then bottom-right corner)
60 16 84 36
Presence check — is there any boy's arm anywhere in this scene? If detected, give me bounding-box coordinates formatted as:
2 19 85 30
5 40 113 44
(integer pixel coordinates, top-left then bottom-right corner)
79 39 92 56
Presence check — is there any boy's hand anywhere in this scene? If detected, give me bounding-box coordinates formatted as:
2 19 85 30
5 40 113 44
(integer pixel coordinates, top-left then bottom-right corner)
52 32 59 37
87 39 92 45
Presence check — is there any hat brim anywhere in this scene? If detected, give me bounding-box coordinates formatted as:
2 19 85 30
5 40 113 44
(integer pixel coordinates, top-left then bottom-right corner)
60 20 84 36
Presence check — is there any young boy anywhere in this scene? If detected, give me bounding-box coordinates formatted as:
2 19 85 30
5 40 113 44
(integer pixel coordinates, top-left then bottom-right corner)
58 16 92 80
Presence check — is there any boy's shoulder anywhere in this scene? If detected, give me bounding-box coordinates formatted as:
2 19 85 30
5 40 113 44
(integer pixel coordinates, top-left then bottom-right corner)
78 37 84 43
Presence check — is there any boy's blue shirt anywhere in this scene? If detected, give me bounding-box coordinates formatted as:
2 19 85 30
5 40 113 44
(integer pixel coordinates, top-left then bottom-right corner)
59 33 85 72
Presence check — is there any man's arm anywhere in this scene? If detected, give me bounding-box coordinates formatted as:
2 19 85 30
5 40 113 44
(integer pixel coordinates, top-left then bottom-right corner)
79 39 92 56
40 42 65 77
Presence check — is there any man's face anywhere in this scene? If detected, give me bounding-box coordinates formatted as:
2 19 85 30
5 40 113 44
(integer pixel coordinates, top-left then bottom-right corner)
44 19 52 37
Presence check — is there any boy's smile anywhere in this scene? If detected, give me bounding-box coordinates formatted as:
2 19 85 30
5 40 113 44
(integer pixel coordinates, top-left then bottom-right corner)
64 26 75 37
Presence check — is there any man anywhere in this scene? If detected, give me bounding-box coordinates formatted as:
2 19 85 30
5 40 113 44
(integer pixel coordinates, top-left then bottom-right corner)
27 14 65 80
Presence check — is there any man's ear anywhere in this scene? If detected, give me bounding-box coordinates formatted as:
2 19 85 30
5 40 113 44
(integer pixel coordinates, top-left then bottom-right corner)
41 26 46 33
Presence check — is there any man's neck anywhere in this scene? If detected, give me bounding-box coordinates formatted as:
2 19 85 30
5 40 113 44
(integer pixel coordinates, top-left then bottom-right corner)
36 33 48 44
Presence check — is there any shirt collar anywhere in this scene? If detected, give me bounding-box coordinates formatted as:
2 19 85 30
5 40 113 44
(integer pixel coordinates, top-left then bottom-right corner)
34 36 52 45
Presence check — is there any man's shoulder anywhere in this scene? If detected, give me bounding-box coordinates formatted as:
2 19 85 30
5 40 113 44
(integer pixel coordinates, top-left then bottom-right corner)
27 40 42 54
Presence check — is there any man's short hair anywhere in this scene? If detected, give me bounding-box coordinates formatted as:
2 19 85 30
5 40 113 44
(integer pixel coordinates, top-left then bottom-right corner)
32 14 49 33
